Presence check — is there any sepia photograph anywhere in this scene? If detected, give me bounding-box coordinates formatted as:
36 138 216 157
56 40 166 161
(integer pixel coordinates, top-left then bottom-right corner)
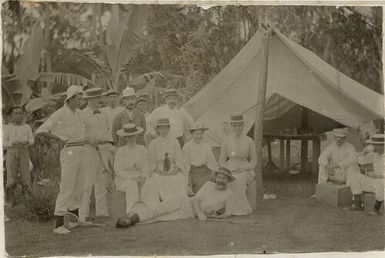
1 0 384 257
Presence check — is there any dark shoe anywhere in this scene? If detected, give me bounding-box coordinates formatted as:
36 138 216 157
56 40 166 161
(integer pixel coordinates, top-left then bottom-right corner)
350 204 364 211
115 217 133 228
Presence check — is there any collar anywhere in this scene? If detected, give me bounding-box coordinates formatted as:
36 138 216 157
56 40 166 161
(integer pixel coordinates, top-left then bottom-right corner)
64 104 77 114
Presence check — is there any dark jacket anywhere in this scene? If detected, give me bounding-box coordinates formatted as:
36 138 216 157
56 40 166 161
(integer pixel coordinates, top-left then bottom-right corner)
112 108 146 146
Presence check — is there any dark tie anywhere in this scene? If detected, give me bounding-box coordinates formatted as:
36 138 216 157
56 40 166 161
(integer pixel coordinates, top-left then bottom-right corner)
163 153 171 172
93 109 101 115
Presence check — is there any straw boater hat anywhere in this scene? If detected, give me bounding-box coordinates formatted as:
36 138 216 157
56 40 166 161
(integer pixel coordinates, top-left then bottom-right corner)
366 134 385 145
190 123 209 132
229 113 244 124
163 88 178 99
155 118 171 127
214 167 236 182
84 87 104 99
116 123 144 137
65 85 83 101
122 87 136 98
333 128 348 138
136 93 149 104
103 89 118 97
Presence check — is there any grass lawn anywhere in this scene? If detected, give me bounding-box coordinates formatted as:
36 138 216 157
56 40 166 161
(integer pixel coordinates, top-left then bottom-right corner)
5 172 385 256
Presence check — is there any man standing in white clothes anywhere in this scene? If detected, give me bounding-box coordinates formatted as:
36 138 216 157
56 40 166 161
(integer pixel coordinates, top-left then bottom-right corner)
101 90 123 141
37 85 85 234
78 88 114 222
148 88 193 147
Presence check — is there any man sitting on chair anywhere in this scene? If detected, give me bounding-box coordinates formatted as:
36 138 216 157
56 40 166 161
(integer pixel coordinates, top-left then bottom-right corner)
114 123 160 214
349 134 384 215
318 128 360 185
115 167 235 227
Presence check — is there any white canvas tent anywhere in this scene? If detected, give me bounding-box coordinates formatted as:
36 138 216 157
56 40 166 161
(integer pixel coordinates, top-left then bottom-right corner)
183 28 384 146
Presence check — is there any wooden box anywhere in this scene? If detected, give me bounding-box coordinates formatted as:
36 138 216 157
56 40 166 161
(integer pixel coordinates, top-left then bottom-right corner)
315 183 352 207
363 192 384 212
107 191 126 219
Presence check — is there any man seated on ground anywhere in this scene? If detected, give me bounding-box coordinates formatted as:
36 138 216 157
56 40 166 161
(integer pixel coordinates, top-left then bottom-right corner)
350 134 384 215
115 167 235 227
317 128 360 185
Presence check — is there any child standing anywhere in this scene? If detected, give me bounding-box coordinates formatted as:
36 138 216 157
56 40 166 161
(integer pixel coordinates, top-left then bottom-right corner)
3 106 34 206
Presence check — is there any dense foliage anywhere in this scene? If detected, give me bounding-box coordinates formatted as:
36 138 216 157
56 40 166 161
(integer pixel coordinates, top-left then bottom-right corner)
2 2 382 112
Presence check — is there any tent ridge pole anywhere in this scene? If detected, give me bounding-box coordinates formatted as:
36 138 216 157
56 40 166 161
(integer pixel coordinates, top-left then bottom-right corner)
253 26 271 204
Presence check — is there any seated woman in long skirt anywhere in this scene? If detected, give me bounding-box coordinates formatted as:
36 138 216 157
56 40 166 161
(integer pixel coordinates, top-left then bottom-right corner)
182 123 218 194
148 118 188 201
114 123 160 214
219 113 256 215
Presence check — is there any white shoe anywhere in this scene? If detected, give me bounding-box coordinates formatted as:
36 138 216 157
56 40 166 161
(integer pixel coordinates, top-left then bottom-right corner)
53 226 71 234
64 213 80 229
67 221 79 229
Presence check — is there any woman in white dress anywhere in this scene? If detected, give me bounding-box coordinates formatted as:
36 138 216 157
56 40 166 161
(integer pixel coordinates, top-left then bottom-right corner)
219 113 257 215
114 123 160 214
148 118 188 201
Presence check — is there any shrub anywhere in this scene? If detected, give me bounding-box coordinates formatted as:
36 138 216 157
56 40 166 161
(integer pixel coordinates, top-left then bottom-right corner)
23 180 59 222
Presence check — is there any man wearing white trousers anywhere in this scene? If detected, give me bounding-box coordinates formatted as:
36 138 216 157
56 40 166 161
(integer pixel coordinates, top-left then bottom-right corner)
37 85 85 234
350 134 384 215
318 128 360 184
114 123 160 214
79 88 111 222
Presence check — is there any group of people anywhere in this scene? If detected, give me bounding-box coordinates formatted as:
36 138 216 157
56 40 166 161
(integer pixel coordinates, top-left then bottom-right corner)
317 128 384 215
4 84 257 234
3 83 383 234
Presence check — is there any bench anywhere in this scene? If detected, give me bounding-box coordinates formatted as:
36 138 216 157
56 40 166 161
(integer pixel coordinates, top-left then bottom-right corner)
315 183 352 207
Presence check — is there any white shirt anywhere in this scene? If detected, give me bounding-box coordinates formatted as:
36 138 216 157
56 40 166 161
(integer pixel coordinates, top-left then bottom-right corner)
114 145 150 181
194 181 233 213
36 104 84 142
372 152 385 178
101 106 124 140
318 142 357 168
148 135 185 172
182 140 218 171
3 123 34 148
79 107 110 142
148 105 193 138
219 134 257 171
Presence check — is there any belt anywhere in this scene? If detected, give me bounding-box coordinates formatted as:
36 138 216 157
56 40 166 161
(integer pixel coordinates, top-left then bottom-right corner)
65 142 84 148
191 165 207 169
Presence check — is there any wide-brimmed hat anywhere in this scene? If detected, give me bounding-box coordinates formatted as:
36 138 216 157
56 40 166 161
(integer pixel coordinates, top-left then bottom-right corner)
116 123 144 137
214 167 236 182
190 123 209 132
333 128 348 138
163 88 178 99
155 118 170 127
103 89 119 97
84 87 104 99
122 87 136 98
366 134 385 145
65 85 83 101
229 113 244 124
